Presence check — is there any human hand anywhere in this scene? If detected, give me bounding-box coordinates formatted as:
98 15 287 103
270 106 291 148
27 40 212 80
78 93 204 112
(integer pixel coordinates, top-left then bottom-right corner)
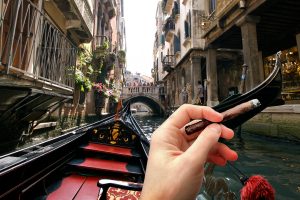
140 104 238 200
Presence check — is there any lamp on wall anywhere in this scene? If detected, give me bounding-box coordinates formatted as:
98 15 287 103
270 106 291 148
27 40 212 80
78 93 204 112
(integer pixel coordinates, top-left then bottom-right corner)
239 0 246 9
200 12 216 31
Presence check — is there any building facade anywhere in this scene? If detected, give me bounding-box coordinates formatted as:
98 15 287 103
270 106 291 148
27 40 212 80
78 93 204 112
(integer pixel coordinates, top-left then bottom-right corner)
84 0 126 116
0 0 126 150
152 0 300 140
152 0 300 109
153 0 211 109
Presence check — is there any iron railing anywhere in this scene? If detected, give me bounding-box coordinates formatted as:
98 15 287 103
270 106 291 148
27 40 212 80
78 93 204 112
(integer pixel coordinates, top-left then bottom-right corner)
163 17 175 33
0 0 77 89
172 1 180 18
123 85 158 97
162 54 175 72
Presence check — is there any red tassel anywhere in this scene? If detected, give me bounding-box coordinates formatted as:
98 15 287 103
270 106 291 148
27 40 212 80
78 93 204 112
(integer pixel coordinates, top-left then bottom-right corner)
241 175 275 200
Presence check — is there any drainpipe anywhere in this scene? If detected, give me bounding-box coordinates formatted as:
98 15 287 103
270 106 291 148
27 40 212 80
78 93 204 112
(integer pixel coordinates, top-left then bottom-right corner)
92 0 99 50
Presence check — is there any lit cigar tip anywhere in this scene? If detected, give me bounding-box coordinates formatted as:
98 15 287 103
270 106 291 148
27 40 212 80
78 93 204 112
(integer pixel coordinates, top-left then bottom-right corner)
251 99 261 108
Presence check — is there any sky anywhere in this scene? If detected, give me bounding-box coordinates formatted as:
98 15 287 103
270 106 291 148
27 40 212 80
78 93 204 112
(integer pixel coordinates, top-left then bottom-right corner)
123 0 158 77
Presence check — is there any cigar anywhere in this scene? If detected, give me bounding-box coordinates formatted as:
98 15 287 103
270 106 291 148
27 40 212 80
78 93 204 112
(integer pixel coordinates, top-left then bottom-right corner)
185 99 261 135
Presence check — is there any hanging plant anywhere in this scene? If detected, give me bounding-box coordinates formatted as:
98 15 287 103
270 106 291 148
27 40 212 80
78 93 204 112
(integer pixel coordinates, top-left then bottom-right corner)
87 65 94 75
94 39 110 59
93 81 110 97
75 69 92 92
102 52 116 71
77 47 93 68
117 50 126 64
93 79 120 102
161 0 167 13
72 46 96 92
101 39 110 50
91 40 123 115
83 77 92 91
107 52 117 63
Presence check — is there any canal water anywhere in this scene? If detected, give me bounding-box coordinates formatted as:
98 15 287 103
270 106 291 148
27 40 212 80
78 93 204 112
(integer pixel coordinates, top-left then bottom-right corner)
133 114 300 200
5 113 299 199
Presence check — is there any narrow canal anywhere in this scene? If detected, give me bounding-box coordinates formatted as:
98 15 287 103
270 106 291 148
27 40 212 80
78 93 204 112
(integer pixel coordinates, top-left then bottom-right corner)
134 114 300 200
6 113 300 199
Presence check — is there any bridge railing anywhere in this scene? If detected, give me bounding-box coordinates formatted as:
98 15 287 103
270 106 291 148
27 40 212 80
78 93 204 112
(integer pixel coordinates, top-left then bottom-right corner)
122 86 159 98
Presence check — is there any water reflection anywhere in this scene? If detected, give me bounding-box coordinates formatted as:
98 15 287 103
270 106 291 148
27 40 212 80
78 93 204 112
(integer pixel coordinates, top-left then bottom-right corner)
133 114 300 200
133 113 164 140
15 129 62 151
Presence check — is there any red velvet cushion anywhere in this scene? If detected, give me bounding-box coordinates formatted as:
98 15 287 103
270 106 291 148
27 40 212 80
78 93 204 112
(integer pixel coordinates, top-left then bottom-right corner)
106 187 141 200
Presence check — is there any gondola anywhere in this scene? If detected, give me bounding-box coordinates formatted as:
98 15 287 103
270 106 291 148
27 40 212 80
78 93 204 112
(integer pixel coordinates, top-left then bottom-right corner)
212 52 283 129
0 52 282 200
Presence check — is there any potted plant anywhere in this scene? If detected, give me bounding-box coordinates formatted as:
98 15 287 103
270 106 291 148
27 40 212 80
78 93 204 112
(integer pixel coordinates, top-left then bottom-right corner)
94 40 110 59
117 50 126 64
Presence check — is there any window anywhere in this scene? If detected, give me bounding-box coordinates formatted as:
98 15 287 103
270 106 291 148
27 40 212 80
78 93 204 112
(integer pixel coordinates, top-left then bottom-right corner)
160 34 165 46
174 34 181 53
209 0 216 14
184 11 191 38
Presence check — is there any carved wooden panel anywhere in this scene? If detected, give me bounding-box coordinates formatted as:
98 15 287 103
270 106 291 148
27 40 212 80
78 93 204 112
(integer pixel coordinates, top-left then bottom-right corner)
90 122 138 146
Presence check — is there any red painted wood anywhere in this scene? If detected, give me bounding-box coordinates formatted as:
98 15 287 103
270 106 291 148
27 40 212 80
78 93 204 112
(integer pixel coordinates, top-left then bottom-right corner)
73 157 130 174
46 174 85 200
82 143 133 157
74 176 100 200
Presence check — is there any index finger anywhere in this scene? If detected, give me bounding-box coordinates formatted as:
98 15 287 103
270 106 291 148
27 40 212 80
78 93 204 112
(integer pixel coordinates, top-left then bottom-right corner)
162 104 223 129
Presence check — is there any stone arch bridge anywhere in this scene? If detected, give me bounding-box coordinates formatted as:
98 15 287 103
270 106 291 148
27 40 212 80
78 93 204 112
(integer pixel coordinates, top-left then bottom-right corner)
122 86 165 116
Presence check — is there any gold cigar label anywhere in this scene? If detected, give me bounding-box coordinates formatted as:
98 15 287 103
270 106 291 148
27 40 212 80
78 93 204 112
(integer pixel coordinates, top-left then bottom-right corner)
185 99 261 135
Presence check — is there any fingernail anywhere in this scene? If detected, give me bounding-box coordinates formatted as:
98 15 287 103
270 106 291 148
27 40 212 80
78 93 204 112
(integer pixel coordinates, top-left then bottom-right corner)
208 124 221 134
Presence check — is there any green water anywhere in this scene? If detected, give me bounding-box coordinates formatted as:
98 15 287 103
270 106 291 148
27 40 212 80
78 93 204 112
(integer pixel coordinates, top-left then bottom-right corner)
133 114 300 200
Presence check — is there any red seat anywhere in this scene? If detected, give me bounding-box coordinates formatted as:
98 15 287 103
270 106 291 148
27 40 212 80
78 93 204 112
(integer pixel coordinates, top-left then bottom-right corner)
81 143 139 157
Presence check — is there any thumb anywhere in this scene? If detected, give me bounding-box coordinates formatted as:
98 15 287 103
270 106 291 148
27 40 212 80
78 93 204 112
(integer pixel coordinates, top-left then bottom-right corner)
185 123 221 164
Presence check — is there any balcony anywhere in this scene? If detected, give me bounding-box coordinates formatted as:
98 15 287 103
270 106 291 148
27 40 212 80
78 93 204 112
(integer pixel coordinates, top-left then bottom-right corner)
172 1 180 22
72 0 93 33
162 55 175 73
0 0 76 144
164 17 176 43
46 0 94 42
162 0 174 14
93 35 110 57
182 0 189 6
0 0 76 90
